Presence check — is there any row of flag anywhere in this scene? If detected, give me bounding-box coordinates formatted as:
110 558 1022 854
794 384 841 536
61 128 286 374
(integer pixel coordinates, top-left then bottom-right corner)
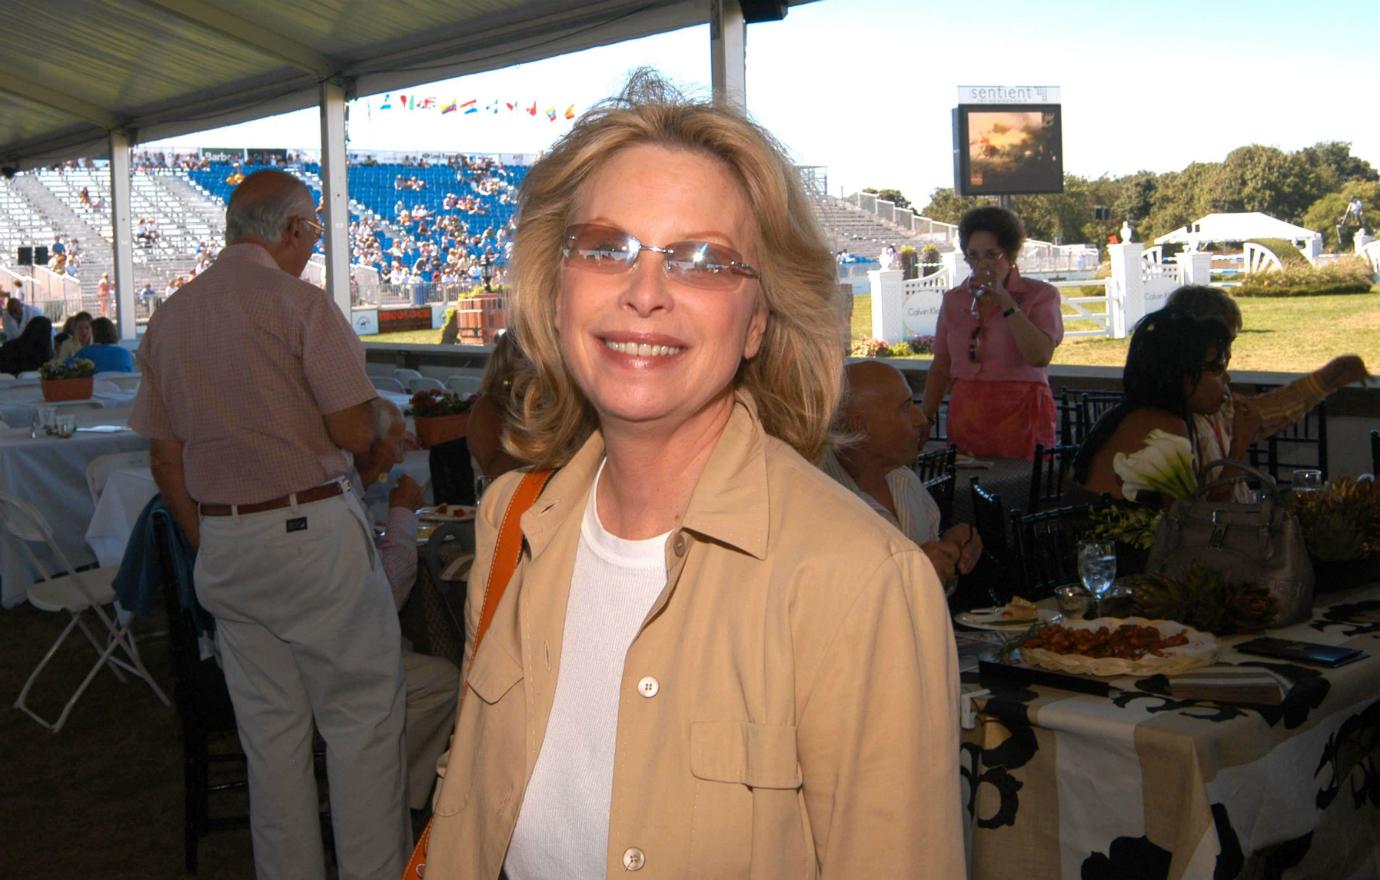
378 94 577 121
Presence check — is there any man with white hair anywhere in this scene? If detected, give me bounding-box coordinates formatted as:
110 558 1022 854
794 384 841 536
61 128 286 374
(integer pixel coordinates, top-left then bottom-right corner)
822 360 982 586
130 169 409 880
346 399 459 815
3 283 40 341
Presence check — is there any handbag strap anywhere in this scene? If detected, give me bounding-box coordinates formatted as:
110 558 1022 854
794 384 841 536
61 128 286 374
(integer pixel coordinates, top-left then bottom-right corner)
403 468 554 880
1192 458 1280 502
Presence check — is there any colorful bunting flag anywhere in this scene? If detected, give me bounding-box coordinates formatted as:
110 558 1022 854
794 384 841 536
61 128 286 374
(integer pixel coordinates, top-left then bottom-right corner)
564 104 575 120
419 97 436 110
380 93 393 110
440 99 458 114
545 106 557 121
527 102 537 116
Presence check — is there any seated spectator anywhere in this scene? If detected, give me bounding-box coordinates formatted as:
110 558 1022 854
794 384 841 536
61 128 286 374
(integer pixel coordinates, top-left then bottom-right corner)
346 400 459 813
139 281 159 313
74 317 134 373
3 292 41 341
1164 285 1370 499
0 315 54 376
466 331 529 490
56 311 93 361
820 360 982 586
1072 308 1234 502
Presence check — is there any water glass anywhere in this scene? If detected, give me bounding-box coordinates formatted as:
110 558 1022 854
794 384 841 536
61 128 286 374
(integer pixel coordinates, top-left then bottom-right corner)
1054 584 1093 620
55 414 76 438
1077 539 1118 601
1291 469 1323 492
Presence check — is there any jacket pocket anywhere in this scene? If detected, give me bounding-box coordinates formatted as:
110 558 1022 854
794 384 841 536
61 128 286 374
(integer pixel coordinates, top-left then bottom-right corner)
433 644 525 817
688 721 804 877
690 721 802 789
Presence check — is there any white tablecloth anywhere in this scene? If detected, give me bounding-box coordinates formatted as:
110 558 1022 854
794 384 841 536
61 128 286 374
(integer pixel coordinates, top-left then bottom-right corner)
0 386 137 429
0 425 149 607
82 451 436 569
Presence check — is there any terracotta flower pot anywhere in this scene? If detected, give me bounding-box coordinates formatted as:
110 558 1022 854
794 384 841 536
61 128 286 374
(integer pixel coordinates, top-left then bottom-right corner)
414 413 469 448
41 376 94 401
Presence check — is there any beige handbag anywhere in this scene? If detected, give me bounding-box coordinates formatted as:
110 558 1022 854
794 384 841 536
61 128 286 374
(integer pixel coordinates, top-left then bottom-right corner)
1146 460 1314 627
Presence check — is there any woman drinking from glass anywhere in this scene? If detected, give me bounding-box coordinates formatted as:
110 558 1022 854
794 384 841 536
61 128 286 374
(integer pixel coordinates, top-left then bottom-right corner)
421 72 963 879
921 206 1063 460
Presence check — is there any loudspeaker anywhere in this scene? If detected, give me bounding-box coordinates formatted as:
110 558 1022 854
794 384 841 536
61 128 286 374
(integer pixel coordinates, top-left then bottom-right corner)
17 246 32 266
741 0 788 23
34 245 48 265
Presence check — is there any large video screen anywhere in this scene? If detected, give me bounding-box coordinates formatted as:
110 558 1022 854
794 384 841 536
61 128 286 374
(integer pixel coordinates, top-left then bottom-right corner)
953 104 1063 196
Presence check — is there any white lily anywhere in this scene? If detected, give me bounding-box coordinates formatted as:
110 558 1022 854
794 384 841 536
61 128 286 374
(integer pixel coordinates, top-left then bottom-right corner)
1113 429 1199 502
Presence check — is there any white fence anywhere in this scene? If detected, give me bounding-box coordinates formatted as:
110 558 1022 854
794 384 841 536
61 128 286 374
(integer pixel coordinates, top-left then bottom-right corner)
868 242 1211 343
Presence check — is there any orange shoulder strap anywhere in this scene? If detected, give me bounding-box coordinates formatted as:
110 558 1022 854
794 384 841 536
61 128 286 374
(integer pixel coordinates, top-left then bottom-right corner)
403 467 553 880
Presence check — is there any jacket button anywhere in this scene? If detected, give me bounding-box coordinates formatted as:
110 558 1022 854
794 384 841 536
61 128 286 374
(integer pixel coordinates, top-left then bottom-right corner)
622 847 646 871
636 676 659 698
673 533 687 556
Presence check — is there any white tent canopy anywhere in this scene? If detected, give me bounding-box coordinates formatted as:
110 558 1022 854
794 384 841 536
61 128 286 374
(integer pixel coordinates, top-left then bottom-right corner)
1155 212 1322 246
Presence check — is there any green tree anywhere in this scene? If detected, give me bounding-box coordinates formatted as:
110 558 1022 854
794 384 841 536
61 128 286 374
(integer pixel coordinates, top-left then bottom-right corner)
1302 180 1380 250
1113 171 1157 227
1208 145 1324 223
864 187 910 209
1143 162 1219 241
919 187 987 225
1297 141 1378 193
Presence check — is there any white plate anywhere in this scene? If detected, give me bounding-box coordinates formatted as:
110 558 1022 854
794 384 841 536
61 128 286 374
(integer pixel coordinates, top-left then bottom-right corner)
1021 617 1220 677
955 607 1060 631
418 504 476 522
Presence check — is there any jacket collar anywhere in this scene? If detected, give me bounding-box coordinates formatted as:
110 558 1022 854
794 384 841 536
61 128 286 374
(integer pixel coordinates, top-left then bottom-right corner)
520 390 771 561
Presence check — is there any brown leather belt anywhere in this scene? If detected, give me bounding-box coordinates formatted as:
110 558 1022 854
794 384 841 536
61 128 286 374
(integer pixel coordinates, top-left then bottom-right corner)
198 481 345 517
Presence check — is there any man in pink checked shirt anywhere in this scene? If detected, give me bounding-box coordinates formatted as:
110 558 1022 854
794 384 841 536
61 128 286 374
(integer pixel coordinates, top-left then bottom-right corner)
130 170 409 880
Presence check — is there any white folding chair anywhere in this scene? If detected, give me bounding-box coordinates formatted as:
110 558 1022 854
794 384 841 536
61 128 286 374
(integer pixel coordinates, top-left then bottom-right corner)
17 371 40 379
86 450 152 505
92 379 122 394
371 376 407 394
2 493 169 732
393 368 424 387
0 374 15 384
411 377 445 392
445 374 482 396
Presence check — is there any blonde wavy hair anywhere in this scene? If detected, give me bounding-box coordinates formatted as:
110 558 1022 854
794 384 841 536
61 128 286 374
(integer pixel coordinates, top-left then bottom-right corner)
505 71 841 467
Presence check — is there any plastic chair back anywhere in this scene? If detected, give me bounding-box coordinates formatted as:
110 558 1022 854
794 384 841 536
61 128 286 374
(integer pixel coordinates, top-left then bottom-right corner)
412 377 445 392
371 376 407 394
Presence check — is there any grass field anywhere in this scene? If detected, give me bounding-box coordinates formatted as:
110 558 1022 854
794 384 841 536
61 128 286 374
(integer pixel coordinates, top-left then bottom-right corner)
365 289 1380 374
847 289 1380 373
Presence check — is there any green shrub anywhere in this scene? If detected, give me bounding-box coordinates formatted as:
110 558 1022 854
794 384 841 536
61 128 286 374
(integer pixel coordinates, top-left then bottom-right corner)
1236 256 1375 297
1245 238 1309 267
888 341 913 357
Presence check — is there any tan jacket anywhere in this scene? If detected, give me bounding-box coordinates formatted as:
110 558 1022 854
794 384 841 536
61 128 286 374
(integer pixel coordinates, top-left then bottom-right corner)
428 394 964 878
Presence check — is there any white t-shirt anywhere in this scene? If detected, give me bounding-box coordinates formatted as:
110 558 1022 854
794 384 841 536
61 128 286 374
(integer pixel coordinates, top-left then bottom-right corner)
504 464 669 880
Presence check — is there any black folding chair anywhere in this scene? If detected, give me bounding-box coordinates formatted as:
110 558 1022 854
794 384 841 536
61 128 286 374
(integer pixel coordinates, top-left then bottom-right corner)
1009 504 1096 601
1371 429 1379 476
915 443 956 483
1247 394 1328 485
1027 443 1079 514
1056 390 1080 445
966 477 1017 605
1075 391 1124 445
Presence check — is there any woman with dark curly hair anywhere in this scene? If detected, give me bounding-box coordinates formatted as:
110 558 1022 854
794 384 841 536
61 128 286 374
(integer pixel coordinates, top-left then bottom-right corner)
921 205 1063 460
1072 307 1234 501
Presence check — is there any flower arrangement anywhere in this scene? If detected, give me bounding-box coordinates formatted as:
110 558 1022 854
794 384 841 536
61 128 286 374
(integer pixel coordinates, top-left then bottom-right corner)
851 337 891 358
907 335 936 356
1285 477 1380 562
1128 562 1276 635
39 358 95 380
406 389 474 418
1087 504 1163 551
1112 429 1199 502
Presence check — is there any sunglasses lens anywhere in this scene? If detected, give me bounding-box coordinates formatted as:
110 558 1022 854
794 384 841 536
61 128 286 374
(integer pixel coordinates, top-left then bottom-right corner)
562 225 637 272
665 242 748 289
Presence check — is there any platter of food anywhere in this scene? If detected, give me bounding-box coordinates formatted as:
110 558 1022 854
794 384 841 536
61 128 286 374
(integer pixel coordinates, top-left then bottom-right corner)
418 503 476 522
1020 617 1220 677
955 598 1059 631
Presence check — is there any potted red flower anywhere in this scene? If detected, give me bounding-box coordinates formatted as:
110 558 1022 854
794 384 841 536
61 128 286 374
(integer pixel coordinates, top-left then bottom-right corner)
407 388 475 448
39 358 96 401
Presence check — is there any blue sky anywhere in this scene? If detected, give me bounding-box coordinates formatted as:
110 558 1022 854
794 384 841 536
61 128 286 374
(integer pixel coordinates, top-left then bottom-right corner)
148 0 1379 211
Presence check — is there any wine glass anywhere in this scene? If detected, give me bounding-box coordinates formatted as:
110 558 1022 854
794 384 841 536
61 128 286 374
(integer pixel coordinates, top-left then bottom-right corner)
1077 539 1117 614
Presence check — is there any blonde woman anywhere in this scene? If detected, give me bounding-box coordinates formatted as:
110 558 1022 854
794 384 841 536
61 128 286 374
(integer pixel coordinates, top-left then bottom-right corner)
424 73 962 879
